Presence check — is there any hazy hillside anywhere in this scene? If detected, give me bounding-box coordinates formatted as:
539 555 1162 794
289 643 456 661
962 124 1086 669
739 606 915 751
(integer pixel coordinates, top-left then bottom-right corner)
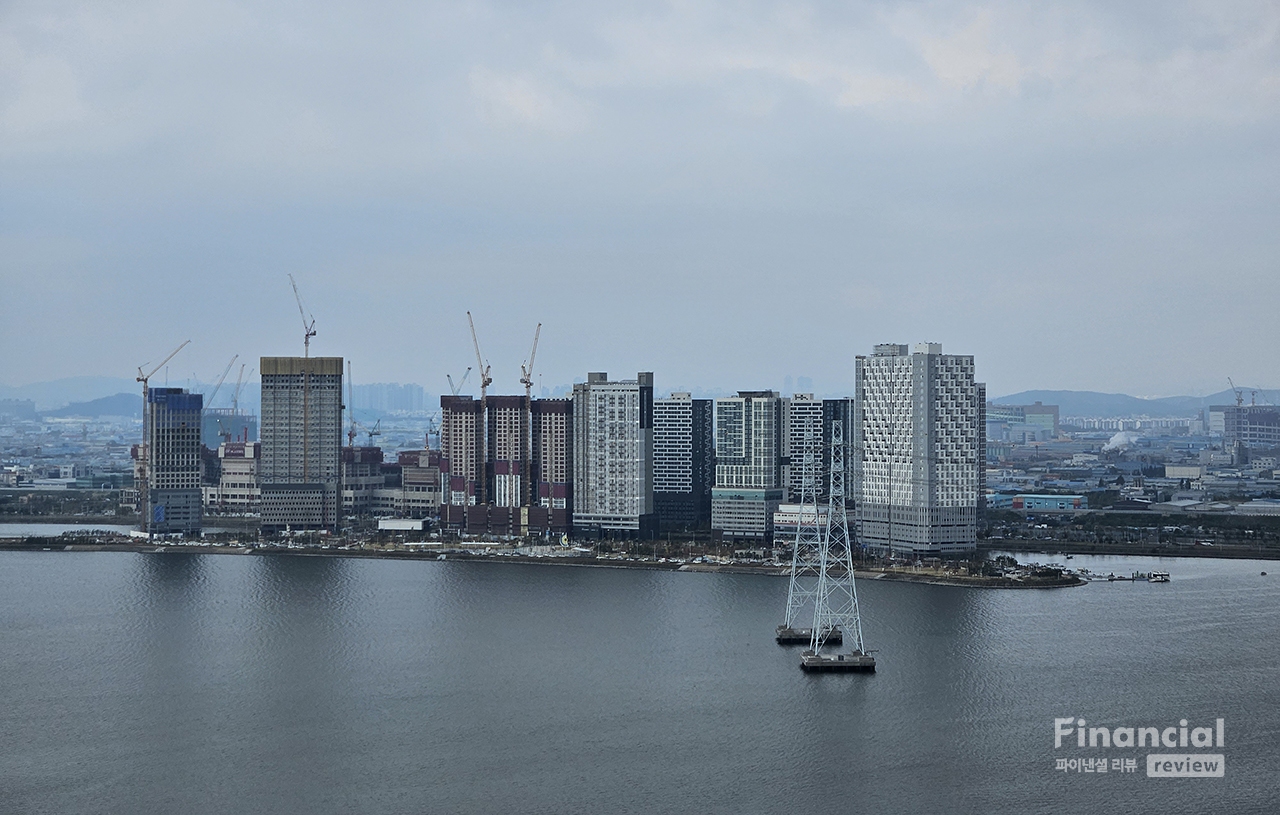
994 389 1280 418
0 377 137 411
43 393 142 419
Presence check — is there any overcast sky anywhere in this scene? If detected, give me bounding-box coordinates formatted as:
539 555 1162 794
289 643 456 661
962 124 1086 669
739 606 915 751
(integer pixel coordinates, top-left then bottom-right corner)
2 0 1277 399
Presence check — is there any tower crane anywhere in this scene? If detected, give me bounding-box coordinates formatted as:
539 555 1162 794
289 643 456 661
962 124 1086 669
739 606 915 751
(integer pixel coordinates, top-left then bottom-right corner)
1229 377 1244 408
347 361 358 447
231 364 248 416
466 312 492 402
519 323 541 508
136 339 191 537
447 367 472 396
520 323 541 404
289 275 317 479
289 274 317 358
206 355 239 408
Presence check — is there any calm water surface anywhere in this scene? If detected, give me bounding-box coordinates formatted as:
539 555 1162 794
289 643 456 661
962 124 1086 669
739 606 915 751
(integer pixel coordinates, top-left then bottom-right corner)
1 551 1277 814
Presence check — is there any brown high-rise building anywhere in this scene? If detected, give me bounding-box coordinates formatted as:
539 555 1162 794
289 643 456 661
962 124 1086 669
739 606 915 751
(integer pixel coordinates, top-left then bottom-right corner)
532 399 572 530
439 392 573 534
440 395 484 508
486 395 529 508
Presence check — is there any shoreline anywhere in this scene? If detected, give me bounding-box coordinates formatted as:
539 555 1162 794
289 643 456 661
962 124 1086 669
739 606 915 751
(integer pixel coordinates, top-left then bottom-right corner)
0 539 1085 588
978 540 1280 561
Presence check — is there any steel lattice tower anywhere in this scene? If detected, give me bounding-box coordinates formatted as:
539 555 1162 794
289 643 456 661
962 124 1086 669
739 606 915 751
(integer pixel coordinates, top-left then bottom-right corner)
803 418 874 671
777 420 823 642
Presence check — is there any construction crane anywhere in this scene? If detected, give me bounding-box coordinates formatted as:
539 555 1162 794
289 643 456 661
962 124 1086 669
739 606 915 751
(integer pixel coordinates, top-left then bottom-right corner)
136 340 191 537
447 367 472 397
289 275 317 479
466 312 492 402
519 323 542 507
520 323 542 403
363 418 381 447
426 410 441 450
206 355 239 408
231 364 248 415
1229 377 1244 408
289 274 317 358
347 361 358 447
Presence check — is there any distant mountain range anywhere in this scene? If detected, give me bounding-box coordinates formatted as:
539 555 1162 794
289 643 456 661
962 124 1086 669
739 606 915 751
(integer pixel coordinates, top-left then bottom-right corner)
43 393 143 419
6 377 1279 421
0 377 138 411
993 389 1280 419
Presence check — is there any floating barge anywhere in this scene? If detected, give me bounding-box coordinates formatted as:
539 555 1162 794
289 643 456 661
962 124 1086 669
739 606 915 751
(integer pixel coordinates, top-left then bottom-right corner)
776 625 842 645
800 650 876 673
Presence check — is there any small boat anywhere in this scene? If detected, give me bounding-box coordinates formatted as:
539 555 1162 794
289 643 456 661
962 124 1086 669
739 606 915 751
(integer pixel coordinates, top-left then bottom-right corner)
1149 571 1170 583
1262 571 1268 576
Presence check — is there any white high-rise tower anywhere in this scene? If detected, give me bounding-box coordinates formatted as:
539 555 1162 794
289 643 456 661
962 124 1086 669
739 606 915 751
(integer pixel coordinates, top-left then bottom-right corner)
854 343 984 557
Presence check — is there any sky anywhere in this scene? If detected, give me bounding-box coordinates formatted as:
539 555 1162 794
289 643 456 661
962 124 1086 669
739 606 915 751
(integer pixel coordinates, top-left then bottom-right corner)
2 0 1278 400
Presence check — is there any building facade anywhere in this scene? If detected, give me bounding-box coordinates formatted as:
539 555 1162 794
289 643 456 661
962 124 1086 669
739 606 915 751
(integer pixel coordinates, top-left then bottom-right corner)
781 394 823 503
531 399 573 530
145 387 204 535
341 446 385 516
440 395 484 508
712 391 784 540
1220 405 1280 449
572 372 655 534
652 393 713 531
854 343 983 556
203 441 260 514
486 395 529 508
259 356 343 532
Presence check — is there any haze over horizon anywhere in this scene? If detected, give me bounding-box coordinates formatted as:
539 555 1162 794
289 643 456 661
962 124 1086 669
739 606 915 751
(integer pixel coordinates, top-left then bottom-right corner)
3 1 1277 399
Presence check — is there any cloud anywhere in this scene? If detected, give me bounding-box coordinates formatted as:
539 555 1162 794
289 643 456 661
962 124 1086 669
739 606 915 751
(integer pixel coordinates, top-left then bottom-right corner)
469 67 587 133
1 1 1279 396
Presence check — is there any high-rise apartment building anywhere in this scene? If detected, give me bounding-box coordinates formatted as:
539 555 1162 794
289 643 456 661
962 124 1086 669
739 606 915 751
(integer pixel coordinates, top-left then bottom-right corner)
531 399 573 529
782 394 822 503
439 394 571 534
712 391 784 540
853 343 983 556
572 372 655 534
486 395 529 508
653 393 713 530
440 395 484 509
145 387 203 535
259 356 343 532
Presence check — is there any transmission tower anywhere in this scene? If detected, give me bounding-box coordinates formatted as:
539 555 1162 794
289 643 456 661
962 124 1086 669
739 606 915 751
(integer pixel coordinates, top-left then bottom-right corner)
776 416 840 644
801 418 874 672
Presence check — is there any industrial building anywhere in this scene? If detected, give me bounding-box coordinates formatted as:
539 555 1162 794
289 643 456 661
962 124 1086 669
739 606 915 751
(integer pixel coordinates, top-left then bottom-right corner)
854 343 984 556
572 372 656 534
259 356 344 532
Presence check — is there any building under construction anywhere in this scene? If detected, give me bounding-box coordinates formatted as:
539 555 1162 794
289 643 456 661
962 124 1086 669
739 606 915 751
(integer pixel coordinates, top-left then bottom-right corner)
434 316 572 536
259 356 344 532
439 394 573 535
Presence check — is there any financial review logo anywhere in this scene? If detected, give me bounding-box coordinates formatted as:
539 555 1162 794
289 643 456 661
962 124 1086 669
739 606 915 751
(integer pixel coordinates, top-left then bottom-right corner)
1053 717 1225 778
